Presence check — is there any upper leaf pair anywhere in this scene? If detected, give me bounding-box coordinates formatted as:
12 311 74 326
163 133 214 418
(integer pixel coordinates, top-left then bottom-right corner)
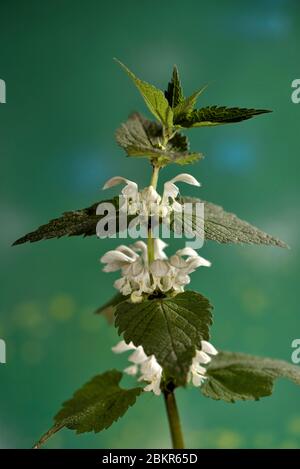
115 59 270 133
164 65 208 125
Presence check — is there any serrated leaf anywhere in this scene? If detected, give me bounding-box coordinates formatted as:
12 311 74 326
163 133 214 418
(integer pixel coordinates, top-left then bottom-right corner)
201 351 300 402
115 291 213 385
12 197 127 245
173 85 208 123
178 106 271 127
34 370 142 448
164 65 184 108
173 196 288 247
95 293 129 324
116 113 203 166
115 59 173 131
14 195 287 248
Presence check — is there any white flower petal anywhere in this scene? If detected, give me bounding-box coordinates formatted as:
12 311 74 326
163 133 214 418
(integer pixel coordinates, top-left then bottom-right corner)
192 373 206 387
116 245 139 260
150 259 170 277
201 340 218 355
185 256 211 272
112 340 136 354
143 381 161 396
101 250 135 265
140 355 162 378
102 262 123 273
192 364 207 375
169 254 187 269
122 181 139 199
172 201 183 212
128 346 148 364
175 272 191 286
163 181 179 201
124 365 138 376
102 176 134 190
176 247 199 257
157 276 173 292
141 186 161 204
114 277 132 295
132 241 148 259
195 350 211 364
169 173 201 187
154 238 168 260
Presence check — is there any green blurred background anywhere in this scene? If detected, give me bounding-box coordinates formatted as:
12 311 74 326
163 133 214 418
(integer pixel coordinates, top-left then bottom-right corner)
1 0 300 449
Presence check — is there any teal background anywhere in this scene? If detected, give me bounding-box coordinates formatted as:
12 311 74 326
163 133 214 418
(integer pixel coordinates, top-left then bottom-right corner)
0 0 300 449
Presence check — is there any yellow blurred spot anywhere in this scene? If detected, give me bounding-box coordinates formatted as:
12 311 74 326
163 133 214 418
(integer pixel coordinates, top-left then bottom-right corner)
49 294 75 321
13 301 43 329
287 415 300 435
216 430 243 449
20 341 44 365
241 287 269 316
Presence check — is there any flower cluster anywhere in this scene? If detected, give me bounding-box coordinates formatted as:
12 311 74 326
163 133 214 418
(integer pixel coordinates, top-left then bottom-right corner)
103 173 201 219
112 340 218 395
101 239 211 302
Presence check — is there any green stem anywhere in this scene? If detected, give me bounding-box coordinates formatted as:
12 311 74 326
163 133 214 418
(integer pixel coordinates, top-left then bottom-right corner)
148 164 185 448
150 164 160 190
147 165 160 265
163 389 185 449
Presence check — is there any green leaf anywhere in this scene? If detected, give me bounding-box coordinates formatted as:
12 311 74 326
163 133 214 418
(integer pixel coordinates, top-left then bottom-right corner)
95 293 129 324
178 106 271 127
115 59 173 131
34 370 143 448
172 196 288 247
115 291 213 385
164 65 184 108
12 201 106 245
201 351 300 402
115 113 203 166
14 195 287 248
173 85 208 123
12 197 131 245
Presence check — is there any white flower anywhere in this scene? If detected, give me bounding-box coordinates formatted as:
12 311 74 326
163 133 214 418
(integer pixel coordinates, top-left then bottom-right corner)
187 341 218 387
101 239 211 299
154 239 168 260
112 340 163 395
112 339 218 396
124 365 138 376
101 241 153 299
111 340 136 353
162 173 201 213
103 176 140 215
102 172 201 219
140 356 163 396
201 340 218 356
